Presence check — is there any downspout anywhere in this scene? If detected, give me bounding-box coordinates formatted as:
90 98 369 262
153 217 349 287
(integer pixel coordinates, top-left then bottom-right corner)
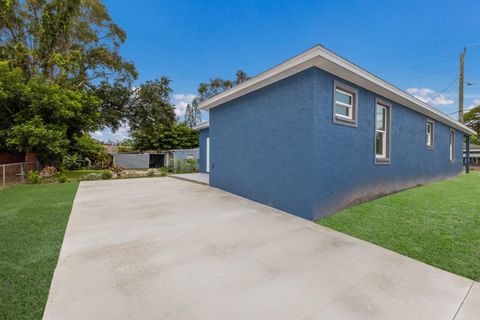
466 136 470 174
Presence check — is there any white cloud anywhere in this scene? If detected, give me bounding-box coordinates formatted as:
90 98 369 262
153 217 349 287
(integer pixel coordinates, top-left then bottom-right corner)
171 93 196 117
406 87 454 105
91 123 130 143
473 99 480 105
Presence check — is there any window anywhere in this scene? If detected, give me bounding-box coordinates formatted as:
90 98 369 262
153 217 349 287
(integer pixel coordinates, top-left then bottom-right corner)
333 80 358 126
426 120 434 148
335 89 353 118
449 130 455 162
375 99 391 163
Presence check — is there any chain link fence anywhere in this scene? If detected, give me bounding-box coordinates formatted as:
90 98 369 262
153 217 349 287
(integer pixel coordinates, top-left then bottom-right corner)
0 162 40 187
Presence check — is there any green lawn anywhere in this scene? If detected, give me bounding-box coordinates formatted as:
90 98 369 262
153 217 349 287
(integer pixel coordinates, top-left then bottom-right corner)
0 183 78 320
317 171 480 281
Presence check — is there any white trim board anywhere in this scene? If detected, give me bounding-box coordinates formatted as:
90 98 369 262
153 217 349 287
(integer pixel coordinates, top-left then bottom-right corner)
198 45 475 136
193 121 209 131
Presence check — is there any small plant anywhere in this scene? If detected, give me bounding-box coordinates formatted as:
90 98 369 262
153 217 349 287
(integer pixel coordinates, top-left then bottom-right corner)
57 174 67 183
40 166 58 183
168 159 199 174
109 165 124 177
27 171 42 184
159 167 169 177
100 170 113 180
147 169 156 177
81 173 101 181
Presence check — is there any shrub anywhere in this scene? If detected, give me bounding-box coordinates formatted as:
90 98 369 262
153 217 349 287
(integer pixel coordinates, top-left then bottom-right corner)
57 174 67 183
147 169 156 177
40 166 58 183
109 165 123 177
81 173 101 181
159 167 169 177
61 153 81 170
169 158 199 174
27 170 42 184
100 170 113 180
117 145 133 152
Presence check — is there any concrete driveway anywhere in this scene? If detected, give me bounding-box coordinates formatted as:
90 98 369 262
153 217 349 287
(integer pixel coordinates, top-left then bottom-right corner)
43 177 477 320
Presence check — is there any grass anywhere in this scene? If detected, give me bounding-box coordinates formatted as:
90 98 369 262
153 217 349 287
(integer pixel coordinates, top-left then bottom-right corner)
317 171 480 281
0 183 79 320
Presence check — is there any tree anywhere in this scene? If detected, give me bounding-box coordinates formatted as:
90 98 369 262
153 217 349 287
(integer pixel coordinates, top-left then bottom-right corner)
0 0 137 88
184 97 202 128
180 69 249 128
0 0 139 165
129 78 176 133
131 123 198 151
0 62 101 164
7 116 69 163
197 69 249 103
464 106 480 144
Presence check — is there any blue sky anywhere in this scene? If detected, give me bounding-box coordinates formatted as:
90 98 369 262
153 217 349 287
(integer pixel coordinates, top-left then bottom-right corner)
93 0 480 142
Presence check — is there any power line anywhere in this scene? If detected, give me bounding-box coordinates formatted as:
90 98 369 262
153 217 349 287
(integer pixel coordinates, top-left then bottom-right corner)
385 41 480 74
425 77 458 103
447 106 478 116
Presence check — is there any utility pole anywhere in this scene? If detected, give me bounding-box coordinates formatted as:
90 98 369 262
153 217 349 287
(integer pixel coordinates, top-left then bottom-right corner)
458 47 466 123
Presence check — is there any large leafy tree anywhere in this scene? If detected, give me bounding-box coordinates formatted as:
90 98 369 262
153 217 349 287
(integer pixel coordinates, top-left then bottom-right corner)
0 62 100 163
0 0 137 87
96 77 177 134
464 106 480 144
132 123 198 151
0 0 140 164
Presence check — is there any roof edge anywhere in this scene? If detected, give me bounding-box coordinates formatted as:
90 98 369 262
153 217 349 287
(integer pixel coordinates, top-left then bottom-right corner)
198 45 475 136
193 121 209 131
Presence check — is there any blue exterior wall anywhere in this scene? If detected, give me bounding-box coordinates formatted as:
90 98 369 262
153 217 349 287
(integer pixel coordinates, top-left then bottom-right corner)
210 70 316 219
209 67 465 220
199 128 209 173
312 68 464 219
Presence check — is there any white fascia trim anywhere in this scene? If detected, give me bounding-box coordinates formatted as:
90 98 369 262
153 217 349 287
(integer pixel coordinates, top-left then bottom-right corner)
198 45 475 136
192 121 209 131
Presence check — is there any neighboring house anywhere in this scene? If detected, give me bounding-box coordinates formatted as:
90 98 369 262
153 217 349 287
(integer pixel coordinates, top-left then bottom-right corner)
112 149 199 169
464 143 480 165
198 45 475 220
193 122 210 173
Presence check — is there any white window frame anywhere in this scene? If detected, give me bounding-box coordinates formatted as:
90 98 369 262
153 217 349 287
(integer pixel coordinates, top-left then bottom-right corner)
374 98 391 164
333 80 358 127
335 88 354 119
426 120 434 149
449 129 455 162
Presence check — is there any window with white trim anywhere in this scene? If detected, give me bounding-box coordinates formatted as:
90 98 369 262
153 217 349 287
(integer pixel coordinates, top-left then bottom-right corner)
426 120 434 148
333 81 358 126
375 101 390 161
335 88 354 119
449 130 455 162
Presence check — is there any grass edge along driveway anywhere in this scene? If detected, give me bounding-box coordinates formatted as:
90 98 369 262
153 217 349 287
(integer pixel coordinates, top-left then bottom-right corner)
0 183 78 320
317 171 480 281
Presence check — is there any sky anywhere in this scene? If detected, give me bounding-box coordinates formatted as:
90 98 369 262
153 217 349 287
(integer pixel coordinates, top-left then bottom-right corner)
93 0 480 142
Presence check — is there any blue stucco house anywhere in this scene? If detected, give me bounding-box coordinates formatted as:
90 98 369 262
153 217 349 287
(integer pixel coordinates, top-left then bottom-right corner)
197 45 475 220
